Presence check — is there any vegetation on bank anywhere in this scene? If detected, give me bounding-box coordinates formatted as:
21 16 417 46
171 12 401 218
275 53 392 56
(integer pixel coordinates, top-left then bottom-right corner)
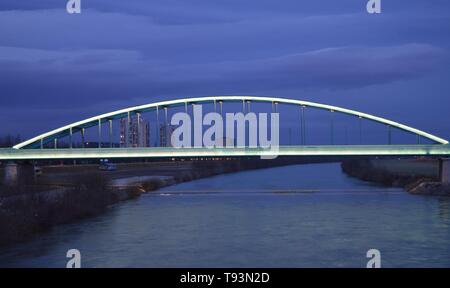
341 159 450 196
0 173 112 246
0 135 21 148
0 157 334 247
341 159 434 187
0 160 232 246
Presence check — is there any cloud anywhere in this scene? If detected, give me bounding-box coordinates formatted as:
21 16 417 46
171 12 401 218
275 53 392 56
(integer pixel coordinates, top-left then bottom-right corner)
0 44 446 110
1 6 450 59
1 1 450 138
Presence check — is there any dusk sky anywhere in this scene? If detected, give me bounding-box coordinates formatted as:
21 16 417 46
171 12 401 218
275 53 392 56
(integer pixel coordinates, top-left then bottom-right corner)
1 0 450 142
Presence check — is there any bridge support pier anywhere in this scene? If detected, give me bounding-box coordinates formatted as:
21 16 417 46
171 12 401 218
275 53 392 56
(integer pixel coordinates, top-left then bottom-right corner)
3 162 18 186
2 162 36 187
439 158 450 184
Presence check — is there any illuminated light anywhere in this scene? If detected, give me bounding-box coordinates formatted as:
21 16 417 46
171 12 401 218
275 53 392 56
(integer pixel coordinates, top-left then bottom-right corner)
1 145 450 161
13 96 449 149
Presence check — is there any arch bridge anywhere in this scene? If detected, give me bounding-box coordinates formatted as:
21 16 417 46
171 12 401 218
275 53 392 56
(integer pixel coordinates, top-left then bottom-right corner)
1 96 449 160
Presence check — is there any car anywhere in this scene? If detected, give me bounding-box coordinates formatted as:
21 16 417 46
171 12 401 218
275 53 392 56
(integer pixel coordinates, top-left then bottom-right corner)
98 162 117 171
34 166 43 176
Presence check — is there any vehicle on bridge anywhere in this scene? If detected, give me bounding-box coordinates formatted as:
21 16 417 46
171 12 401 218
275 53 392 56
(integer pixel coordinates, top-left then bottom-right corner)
98 159 117 171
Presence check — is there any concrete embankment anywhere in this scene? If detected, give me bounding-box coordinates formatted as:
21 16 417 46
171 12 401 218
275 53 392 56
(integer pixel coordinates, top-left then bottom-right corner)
341 158 450 196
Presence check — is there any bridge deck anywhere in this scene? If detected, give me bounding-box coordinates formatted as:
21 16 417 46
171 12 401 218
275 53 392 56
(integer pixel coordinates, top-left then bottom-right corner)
1 145 450 160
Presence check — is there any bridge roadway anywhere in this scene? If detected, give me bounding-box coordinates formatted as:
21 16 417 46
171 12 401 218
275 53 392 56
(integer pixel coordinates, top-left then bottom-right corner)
1 145 450 160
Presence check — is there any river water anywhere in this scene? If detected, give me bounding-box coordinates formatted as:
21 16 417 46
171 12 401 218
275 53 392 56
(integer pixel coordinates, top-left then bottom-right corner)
1 163 450 268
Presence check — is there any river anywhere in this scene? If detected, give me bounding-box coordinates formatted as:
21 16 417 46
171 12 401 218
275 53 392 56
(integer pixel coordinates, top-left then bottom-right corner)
1 163 450 267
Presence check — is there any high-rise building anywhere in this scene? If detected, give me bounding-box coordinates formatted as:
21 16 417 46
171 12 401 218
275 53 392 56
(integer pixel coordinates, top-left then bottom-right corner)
159 124 175 147
120 115 150 147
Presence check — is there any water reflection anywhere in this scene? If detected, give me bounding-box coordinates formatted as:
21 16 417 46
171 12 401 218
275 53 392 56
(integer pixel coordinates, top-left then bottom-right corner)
0 163 449 268
438 197 450 222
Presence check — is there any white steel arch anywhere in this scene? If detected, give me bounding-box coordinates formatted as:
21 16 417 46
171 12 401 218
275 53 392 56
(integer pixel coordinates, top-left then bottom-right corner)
14 96 449 149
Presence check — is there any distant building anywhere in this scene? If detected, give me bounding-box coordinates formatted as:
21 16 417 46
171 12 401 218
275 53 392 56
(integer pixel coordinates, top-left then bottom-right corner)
159 124 175 147
119 119 127 147
120 115 150 147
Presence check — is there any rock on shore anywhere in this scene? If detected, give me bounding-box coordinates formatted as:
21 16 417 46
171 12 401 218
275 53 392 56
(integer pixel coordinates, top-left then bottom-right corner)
341 159 450 196
407 181 450 196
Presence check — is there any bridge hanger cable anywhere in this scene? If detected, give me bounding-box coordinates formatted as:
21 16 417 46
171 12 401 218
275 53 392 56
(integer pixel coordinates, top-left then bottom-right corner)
13 96 449 149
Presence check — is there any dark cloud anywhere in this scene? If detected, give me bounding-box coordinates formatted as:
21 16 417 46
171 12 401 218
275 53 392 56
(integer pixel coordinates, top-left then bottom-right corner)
0 44 446 109
0 0 449 138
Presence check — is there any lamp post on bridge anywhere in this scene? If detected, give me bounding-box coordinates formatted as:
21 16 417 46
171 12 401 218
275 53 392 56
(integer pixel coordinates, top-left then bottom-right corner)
81 128 85 148
98 119 102 148
137 112 141 148
164 107 168 148
330 110 335 145
109 119 113 148
300 105 306 145
359 116 363 145
156 106 160 147
387 125 392 145
69 127 73 149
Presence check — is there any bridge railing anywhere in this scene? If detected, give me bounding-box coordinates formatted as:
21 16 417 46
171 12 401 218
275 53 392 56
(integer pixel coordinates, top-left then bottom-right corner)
1 145 450 161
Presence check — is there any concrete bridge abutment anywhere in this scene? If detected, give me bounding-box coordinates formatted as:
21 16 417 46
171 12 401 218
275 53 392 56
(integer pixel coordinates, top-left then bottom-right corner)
3 161 18 186
2 161 36 187
439 158 450 184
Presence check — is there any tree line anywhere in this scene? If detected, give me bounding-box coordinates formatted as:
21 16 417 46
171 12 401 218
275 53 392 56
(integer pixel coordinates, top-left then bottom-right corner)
0 135 21 148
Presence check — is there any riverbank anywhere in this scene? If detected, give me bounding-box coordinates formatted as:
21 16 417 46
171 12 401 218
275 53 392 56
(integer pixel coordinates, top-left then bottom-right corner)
3 162 450 268
0 157 327 247
341 158 450 196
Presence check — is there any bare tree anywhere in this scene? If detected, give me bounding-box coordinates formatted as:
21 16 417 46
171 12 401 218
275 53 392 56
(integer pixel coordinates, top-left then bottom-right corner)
0 135 21 148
